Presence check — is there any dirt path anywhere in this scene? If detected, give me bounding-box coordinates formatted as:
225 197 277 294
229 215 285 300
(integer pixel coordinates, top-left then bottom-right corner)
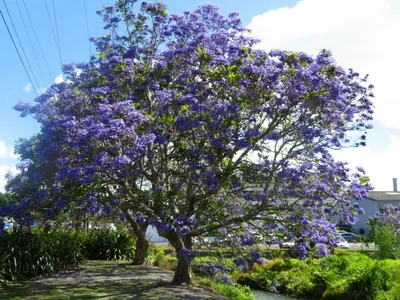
0 261 227 299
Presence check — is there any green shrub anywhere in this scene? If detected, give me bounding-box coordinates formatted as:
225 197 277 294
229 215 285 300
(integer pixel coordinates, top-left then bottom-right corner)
0 250 10 285
0 228 84 281
83 229 136 260
377 281 400 300
374 225 400 259
152 248 166 266
150 248 178 270
236 252 400 300
326 262 390 300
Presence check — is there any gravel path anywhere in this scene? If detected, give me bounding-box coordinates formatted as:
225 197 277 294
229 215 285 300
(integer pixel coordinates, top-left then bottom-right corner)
1 261 227 300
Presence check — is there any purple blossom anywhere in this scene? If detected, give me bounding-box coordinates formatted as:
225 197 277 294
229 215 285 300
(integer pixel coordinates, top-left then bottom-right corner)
240 235 255 246
245 128 260 138
249 251 260 261
55 200 66 210
236 139 251 149
315 244 330 258
180 226 190 235
136 215 146 224
233 258 247 271
294 243 308 259
45 208 56 219
216 273 232 284
89 202 101 215
179 249 198 262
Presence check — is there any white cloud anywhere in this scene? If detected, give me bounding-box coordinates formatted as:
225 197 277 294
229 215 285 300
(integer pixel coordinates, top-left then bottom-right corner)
55 74 64 84
332 135 400 191
0 142 8 158
0 141 19 159
8 148 19 159
248 0 400 129
0 165 18 193
23 83 32 93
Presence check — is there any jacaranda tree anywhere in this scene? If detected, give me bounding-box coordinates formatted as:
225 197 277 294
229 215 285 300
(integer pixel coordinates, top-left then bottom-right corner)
0 136 46 230
368 204 400 258
5 136 98 234
6 0 374 284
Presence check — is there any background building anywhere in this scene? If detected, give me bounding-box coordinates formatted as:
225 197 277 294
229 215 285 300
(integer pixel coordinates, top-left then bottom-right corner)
352 178 400 233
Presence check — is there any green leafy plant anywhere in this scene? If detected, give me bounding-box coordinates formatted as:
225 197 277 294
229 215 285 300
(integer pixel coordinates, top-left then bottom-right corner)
232 252 400 299
0 228 84 282
83 229 136 260
368 205 400 259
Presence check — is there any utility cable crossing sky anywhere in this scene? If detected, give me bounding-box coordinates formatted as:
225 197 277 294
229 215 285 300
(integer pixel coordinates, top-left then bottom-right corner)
0 0 93 91
2 0 40 94
0 8 39 96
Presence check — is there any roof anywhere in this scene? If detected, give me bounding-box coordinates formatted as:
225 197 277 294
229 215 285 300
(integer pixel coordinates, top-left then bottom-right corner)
366 191 400 201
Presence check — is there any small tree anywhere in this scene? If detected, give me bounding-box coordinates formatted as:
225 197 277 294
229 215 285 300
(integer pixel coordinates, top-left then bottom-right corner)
368 204 400 259
5 0 373 284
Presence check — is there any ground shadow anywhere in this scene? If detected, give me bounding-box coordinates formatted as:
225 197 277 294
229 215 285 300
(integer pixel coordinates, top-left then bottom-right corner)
0 261 225 299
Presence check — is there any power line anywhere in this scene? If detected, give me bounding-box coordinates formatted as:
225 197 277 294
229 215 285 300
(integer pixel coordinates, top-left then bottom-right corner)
22 0 53 82
44 0 62 66
0 8 39 96
15 0 47 87
51 0 62 65
2 0 40 92
83 0 92 58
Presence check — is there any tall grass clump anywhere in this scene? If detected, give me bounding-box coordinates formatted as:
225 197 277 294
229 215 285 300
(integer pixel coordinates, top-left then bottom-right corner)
82 229 136 260
0 228 84 281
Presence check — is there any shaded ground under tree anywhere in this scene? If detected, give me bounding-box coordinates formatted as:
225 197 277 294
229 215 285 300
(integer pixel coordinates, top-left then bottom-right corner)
0 261 226 299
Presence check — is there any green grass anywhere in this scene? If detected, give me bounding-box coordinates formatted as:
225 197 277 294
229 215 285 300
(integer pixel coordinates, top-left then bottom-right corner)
196 276 254 300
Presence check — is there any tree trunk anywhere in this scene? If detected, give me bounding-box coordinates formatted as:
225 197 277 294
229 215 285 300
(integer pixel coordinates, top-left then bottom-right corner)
124 210 149 266
157 229 193 285
172 253 192 285
132 234 149 265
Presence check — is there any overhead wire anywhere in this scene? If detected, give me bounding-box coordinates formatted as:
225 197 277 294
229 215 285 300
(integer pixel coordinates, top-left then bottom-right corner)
21 0 53 82
83 0 92 58
15 0 47 87
44 0 62 66
51 0 62 66
2 0 40 92
0 8 39 96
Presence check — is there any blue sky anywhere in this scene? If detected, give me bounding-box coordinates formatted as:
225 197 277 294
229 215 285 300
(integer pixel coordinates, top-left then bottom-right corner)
0 0 399 192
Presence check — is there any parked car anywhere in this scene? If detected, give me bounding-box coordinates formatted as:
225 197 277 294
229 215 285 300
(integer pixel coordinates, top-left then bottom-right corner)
336 240 350 249
340 232 358 242
281 241 295 249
